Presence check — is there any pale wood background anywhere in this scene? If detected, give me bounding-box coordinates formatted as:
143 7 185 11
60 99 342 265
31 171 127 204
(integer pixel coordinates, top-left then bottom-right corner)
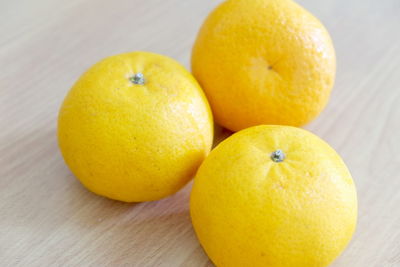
1 0 400 266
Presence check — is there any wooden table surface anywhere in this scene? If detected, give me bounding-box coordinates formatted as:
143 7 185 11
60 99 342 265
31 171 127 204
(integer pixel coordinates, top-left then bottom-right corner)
1 0 400 266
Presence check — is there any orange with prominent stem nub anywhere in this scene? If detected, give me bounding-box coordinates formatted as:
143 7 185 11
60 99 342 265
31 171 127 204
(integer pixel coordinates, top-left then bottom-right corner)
190 125 357 267
58 52 214 202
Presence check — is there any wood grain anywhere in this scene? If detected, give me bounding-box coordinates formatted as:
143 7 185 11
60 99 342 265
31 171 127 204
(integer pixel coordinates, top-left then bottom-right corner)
1 0 400 266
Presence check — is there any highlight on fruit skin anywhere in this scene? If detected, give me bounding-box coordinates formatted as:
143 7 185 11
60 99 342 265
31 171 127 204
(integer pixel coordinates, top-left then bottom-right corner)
191 0 336 131
190 125 357 267
57 51 214 202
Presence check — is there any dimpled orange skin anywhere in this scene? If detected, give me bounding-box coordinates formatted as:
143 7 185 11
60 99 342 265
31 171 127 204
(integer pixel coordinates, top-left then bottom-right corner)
58 52 213 202
191 0 336 132
190 125 357 267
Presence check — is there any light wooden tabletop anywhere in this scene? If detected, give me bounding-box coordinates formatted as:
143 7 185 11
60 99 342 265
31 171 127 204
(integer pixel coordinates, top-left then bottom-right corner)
1 0 400 266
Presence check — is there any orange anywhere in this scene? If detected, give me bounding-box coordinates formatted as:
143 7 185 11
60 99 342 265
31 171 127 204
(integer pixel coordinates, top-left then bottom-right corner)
190 125 357 267
58 52 213 202
192 0 336 131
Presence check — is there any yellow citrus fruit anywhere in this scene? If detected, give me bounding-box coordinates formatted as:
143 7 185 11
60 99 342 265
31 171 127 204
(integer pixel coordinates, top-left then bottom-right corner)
58 51 213 202
190 125 357 267
191 0 336 131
